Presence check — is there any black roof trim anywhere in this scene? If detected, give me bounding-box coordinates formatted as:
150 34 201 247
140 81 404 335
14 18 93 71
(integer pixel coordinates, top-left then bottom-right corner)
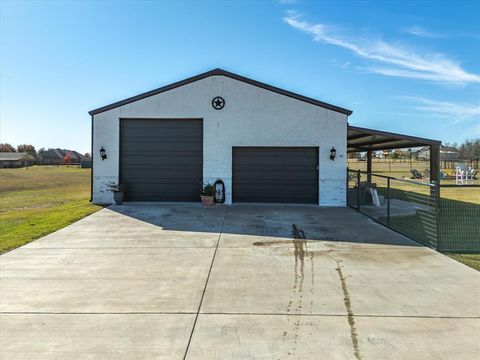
89 68 353 116
347 125 440 153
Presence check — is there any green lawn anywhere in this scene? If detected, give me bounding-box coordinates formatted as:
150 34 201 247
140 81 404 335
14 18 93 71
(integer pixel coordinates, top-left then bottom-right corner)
446 254 480 271
0 166 102 253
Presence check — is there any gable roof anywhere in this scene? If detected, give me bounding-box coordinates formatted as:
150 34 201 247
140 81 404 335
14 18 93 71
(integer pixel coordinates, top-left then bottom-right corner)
89 68 353 116
42 148 84 160
0 152 30 161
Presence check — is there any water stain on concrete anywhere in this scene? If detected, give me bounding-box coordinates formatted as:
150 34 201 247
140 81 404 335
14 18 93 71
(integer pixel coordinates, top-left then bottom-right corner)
221 326 240 344
252 240 296 247
335 260 363 360
284 224 314 357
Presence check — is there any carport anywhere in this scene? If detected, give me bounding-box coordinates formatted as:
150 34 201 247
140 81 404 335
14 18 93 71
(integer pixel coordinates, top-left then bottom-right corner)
347 125 441 184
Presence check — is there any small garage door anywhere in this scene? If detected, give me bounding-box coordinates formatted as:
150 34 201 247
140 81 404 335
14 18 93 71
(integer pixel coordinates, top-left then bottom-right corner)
232 147 319 204
120 119 203 202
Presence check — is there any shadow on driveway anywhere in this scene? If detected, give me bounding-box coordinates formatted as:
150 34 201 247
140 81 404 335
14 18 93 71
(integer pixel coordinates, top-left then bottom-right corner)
107 202 422 248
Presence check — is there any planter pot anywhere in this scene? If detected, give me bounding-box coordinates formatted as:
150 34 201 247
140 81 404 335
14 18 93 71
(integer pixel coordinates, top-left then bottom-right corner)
200 195 214 206
113 191 124 205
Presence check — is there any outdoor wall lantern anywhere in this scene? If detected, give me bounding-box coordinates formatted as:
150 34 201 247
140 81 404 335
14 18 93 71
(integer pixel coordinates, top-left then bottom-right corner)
330 147 337 161
100 147 107 160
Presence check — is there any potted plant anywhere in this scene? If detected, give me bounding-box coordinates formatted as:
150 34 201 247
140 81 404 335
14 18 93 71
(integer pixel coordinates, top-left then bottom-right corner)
109 183 126 205
200 183 215 206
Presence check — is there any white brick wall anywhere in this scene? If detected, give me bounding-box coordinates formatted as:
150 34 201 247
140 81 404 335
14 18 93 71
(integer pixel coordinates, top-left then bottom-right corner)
92 75 348 205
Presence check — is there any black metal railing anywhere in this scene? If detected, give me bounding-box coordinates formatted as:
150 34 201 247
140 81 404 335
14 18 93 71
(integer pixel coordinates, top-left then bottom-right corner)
347 169 480 253
347 169 438 248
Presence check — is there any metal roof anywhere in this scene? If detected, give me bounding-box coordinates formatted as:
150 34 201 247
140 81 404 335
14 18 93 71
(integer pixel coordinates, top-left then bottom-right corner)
0 152 30 161
89 68 353 116
347 125 440 153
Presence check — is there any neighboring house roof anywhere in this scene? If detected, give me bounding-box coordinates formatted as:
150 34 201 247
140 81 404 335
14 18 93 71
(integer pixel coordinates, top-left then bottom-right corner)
64 150 83 161
42 148 85 161
441 146 459 153
64 150 84 161
41 149 62 160
419 145 458 153
53 149 64 159
0 152 31 161
89 68 353 116
71 150 85 160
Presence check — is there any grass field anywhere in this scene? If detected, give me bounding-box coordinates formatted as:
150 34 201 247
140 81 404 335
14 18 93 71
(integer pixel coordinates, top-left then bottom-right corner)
446 254 480 271
0 166 102 253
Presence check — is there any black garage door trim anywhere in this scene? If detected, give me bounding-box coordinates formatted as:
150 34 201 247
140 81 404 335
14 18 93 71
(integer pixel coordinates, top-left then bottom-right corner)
119 118 203 202
232 146 319 204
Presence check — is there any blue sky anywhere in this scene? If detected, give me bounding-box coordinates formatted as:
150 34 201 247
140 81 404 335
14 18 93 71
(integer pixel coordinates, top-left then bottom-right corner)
1 0 479 154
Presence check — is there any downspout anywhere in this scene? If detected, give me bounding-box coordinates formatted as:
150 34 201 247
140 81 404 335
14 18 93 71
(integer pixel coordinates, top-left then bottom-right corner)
90 114 94 202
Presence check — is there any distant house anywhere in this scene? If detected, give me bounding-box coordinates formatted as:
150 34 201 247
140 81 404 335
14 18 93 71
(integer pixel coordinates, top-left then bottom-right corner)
39 148 64 164
417 145 459 161
0 152 34 168
441 146 460 161
39 149 85 165
355 152 368 161
377 150 392 159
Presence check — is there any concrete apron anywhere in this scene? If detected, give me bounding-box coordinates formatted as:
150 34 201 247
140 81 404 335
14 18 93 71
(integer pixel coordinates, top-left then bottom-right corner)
1 203 479 360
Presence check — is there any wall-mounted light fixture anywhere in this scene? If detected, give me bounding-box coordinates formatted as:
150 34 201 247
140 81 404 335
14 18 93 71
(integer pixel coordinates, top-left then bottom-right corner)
100 147 107 160
330 147 336 161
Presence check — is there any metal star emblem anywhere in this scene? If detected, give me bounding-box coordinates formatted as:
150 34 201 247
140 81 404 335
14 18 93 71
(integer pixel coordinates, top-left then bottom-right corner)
212 96 225 110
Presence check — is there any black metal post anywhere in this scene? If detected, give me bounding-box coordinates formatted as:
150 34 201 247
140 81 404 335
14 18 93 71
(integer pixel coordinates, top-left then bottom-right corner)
356 170 361 211
367 150 372 184
430 143 440 197
434 181 440 251
387 177 391 226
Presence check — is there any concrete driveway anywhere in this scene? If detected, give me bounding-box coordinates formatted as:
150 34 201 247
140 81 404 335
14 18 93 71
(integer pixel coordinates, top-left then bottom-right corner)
1 204 479 359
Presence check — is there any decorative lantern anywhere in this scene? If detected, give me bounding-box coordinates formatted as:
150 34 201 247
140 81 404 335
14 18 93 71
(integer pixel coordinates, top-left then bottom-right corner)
100 147 107 160
330 147 336 161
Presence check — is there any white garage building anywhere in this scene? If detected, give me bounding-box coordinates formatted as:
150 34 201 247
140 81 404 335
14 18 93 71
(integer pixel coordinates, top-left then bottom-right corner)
89 68 353 206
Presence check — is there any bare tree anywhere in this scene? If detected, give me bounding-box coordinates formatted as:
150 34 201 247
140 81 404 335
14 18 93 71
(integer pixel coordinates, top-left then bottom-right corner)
0 143 16 152
17 144 37 158
459 139 480 159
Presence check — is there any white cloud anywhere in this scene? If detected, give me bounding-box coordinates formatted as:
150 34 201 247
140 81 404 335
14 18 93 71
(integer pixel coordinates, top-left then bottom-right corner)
403 25 439 38
397 96 480 123
283 12 480 85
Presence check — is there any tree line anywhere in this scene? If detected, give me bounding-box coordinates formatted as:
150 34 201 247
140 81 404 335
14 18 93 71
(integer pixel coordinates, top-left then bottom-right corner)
0 143 90 161
456 139 480 160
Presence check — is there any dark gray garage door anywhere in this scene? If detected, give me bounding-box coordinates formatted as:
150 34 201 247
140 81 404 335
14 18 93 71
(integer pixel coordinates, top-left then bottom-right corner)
232 147 318 204
120 119 203 202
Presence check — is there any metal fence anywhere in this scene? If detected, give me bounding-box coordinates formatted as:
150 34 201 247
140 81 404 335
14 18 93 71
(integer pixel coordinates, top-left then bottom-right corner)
347 169 480 253
436 185 480 253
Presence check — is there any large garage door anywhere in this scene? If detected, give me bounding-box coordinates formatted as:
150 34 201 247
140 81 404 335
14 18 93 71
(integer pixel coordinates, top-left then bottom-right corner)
120 119 203 202
232 147 318 204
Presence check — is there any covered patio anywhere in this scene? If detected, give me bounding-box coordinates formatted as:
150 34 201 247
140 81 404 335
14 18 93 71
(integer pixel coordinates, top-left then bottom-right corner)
347 125 441 184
